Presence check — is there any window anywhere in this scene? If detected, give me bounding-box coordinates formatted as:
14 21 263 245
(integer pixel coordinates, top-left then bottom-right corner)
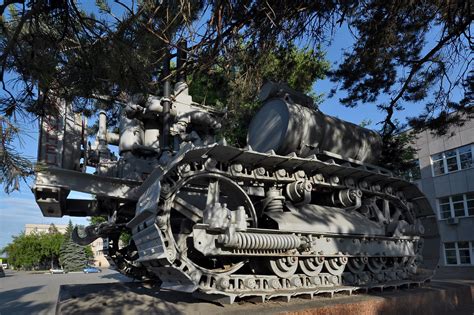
437 193 474 219
444 241 474 265
459 145 473 169
444 242 458 264
432 153 445 176
439 197 452 219
431 144 474 176
467 193 474 216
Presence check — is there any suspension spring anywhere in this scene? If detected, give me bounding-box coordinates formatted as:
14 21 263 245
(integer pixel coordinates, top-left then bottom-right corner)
219 232 301 250
265 197 285 212
264 187 285 212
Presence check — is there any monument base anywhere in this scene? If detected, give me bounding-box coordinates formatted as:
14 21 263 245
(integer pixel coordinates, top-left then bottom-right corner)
57 280 473 314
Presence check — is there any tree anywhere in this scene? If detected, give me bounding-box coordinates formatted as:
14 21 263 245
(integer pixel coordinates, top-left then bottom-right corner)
59 221 88 271
1 1 471 190
40 224 64 269
84 245 94 263
2 232 42 270
189 44 329 146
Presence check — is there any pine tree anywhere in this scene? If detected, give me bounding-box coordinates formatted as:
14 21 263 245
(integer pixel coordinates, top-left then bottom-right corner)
59 221 88 272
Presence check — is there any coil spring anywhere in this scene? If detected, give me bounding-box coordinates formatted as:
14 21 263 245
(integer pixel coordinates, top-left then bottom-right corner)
227 232 301 250
265 196 285 212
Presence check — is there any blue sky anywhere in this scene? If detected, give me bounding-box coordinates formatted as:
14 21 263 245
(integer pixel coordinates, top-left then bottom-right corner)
0 5 467 250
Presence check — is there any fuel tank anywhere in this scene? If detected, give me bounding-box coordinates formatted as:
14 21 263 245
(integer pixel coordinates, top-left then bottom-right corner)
247 98 382 164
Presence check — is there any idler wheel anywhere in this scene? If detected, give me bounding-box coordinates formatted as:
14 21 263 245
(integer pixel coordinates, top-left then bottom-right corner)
269 256 299 278
299 257 324 276
324 257 348 276
166 172 258 275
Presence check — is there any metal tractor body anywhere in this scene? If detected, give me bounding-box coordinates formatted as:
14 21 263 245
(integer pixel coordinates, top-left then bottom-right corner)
33 67 440 303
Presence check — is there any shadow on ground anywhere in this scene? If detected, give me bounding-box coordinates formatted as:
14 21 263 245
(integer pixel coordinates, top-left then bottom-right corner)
58 283 206 315
0 286 54 315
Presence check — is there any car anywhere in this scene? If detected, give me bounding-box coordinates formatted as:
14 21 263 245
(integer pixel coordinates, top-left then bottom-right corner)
0 266 5 277
83 266 101 273
49 268 65 274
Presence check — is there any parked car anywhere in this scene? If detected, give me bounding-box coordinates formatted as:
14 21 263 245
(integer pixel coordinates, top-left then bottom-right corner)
2 263 8 269
83 266 101 273
49 268 65 274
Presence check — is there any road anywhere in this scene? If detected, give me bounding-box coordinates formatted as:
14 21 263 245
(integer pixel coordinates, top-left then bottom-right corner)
0 269 132 315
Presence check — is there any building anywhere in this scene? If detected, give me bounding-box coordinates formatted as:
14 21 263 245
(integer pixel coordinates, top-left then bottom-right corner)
90 237 110 267
25 223 68 235
24 223 109 268
409 117 473 268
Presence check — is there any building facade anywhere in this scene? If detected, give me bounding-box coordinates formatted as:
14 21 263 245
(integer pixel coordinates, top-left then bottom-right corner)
90 237 110 267
24 223 109 268
410 118 474 267
25 223 68 235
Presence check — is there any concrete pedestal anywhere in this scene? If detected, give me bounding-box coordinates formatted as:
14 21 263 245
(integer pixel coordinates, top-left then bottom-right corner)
57 280 474 315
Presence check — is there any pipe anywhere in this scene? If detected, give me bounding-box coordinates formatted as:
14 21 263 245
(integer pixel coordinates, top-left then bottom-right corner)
98 111 107 145
161 52 171 151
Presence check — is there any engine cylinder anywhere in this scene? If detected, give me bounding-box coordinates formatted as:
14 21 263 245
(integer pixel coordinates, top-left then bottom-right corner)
247 99 382 164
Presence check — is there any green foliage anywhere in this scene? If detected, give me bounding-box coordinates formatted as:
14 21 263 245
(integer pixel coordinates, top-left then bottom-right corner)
59 221 89 271
380 129 418 174
1 224 64 270
84 245 94 261
89 216 107 225
1 233 42 270
189 45 329 146
40 225 64 269
120 231 132 245
359 119 373 128
0 117 32 193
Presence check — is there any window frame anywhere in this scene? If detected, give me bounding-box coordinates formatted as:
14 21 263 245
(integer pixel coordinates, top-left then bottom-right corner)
437 193 474 220
443 241 474 266
430 144 474 177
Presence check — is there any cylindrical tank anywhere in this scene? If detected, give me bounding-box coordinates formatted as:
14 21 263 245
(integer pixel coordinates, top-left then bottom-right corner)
247 98 382 164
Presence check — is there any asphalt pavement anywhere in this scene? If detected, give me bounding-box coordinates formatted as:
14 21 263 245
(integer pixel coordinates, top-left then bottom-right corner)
0 269 132 315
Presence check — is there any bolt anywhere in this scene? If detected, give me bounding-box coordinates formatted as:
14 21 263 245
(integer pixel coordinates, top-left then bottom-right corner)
270 279 281 289
217 277 230 290
232 164 243 172
277 169 287 177
310 276 321 285
244 278 256 289
256 167 266 176
330 176 340 184
180 164 191 173
167 249 176 261
296 170 306 178
290 277 302 287
315 174 324 181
